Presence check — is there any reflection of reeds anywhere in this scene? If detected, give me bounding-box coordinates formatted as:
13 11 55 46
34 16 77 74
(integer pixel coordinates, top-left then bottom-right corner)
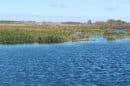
0 24 129 44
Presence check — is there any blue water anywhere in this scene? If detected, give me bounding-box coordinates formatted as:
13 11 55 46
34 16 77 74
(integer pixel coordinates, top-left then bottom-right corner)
89 35 107 42
113 29 127 34
0 39 130 86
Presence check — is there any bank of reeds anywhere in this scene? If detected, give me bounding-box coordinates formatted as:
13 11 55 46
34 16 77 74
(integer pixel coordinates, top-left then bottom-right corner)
0 24 129 44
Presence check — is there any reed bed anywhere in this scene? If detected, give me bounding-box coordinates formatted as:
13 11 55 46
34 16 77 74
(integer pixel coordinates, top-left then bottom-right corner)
0 24 130 44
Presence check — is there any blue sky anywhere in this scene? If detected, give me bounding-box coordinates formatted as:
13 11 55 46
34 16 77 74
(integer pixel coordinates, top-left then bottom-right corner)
0 0 130 22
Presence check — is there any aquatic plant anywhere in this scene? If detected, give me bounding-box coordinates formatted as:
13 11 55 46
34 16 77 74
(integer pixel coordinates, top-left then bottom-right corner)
0 24 130 44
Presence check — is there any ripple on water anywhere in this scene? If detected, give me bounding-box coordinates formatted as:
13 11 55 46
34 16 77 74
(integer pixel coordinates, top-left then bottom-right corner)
0 39 130 86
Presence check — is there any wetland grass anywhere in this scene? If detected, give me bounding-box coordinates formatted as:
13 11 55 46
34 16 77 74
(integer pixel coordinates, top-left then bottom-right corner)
0 24 130 44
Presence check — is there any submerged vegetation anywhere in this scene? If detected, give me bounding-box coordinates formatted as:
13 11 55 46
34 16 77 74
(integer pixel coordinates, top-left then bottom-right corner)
0 19 130 44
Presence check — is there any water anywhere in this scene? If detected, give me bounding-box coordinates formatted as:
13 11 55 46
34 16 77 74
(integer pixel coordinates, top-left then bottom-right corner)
89 35 107 42
0 39 130 86
113 28 127 34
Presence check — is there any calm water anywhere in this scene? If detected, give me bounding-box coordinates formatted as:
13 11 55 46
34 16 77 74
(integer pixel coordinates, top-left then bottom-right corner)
113 28 127 34
0 39 130 86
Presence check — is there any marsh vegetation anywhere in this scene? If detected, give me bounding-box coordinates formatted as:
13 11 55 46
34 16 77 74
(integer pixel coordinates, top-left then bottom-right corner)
0 20 130 44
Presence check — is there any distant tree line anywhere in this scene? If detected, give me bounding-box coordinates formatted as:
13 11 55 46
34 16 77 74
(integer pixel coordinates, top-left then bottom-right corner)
95 19 127 25
0 19 128 25
0 20 36 24
61 21 82 24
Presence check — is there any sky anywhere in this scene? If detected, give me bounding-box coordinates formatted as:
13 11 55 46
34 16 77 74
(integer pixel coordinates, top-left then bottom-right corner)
0 0 130 22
